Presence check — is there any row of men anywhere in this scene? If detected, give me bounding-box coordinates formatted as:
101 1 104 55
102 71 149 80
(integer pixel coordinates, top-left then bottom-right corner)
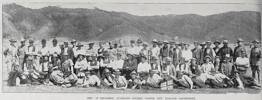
3 38 261 90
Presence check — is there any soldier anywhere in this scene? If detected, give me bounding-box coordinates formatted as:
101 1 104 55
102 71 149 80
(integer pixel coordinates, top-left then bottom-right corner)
203 41 216 63
250 40 261 83
160 40 170 64
70 39 77 49
126 40 140 63
181 43 192 63
49 38 61 62
199 42 206 65
149 39 160 63
217 40 234 63
233 38 246 62
4 39 18 80
61 42 74 63
170 42 182 67
136 38 143 52
17 39 27 72
140 43 150 61
213 40 221 54
73 43 85 62
97 42 105 62
191 41 201 65
122 54 138 80
112 69 128 89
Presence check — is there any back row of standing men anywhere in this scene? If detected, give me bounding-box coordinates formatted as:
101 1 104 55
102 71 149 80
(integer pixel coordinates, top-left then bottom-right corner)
3 38 261 89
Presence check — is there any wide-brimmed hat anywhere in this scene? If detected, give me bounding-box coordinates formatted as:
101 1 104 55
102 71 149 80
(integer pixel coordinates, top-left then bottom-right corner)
130 40 135 43
114 69 121 75
223 40 229 44
76 43 84 47
71 39 77 43
9 39 17 43
214 40 221 44
252 40 260 44
237 38 244 42
137 39 143 43
143 42 148 47
20 38 26 43
166 57 172 62
206 41 211 44
130 71 137 75
163 40 169 44
205 56 211 59
152 39 158 43
200 42 206 46
149 70 158 74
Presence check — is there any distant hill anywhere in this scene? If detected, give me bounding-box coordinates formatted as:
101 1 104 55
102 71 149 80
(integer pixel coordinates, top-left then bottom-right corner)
2 3 261 43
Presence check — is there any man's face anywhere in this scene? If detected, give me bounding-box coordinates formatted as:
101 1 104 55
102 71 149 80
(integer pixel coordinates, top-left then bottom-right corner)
141 58 146 63
21 42 25 46
64 43 68 47
214 43 219 47
166 61 171 65
205 58 210 63
194 43 198 48
53 42 57 46
131 74 136 79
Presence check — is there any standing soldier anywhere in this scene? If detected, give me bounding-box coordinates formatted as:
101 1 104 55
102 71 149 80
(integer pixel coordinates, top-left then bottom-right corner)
203 41 216 63
17 39 27 72
149 39 160 64
73 43 84 63
191 41 201 65
250 40 261 83
38 39 50 63
213 40 221 54
217 40 233 63
70 39 77 49
233 38 246 62
181 43 192 63
86 42 97 58
199 42 206 65
170 42 182 67
160 40 170 65
140 43 150 62
61 42 74 63
4 39 18 80
97 42 105 62
49 38 61 62
126 40 140 63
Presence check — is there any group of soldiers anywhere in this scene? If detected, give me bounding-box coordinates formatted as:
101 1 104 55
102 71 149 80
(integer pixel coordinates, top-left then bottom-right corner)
3 37 261 90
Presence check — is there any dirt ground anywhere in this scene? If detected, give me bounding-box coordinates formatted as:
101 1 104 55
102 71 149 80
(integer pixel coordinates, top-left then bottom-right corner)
2 40 262 93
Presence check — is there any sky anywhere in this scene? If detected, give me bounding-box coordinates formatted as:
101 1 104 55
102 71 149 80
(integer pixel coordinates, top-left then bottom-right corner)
2 0 262 16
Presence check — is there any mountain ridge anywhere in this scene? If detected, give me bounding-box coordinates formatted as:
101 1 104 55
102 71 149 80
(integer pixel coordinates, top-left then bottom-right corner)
2 3 261 43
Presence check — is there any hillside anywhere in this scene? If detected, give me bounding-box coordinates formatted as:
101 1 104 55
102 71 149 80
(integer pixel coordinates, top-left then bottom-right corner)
2 3 261 43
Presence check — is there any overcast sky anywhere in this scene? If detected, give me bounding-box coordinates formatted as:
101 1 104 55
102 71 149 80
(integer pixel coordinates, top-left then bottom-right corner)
3 0 262 16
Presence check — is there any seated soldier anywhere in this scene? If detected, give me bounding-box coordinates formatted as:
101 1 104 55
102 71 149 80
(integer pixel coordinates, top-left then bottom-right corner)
201 56 232 88
23 53 42 85
60 54 78 87
144 70 162 89
109 53 124 71
190 58 208 88
210 70 234 88
176 59 194 89
101 68 114 88
112 69 128 89
137 56 151 79
38 55 51 85
235 50 261 89
83 71 101 88
160 71 174 90
127 71 142 89
150 56 161 74
87 55 99 76
122 53 138 80
74 53 89 75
